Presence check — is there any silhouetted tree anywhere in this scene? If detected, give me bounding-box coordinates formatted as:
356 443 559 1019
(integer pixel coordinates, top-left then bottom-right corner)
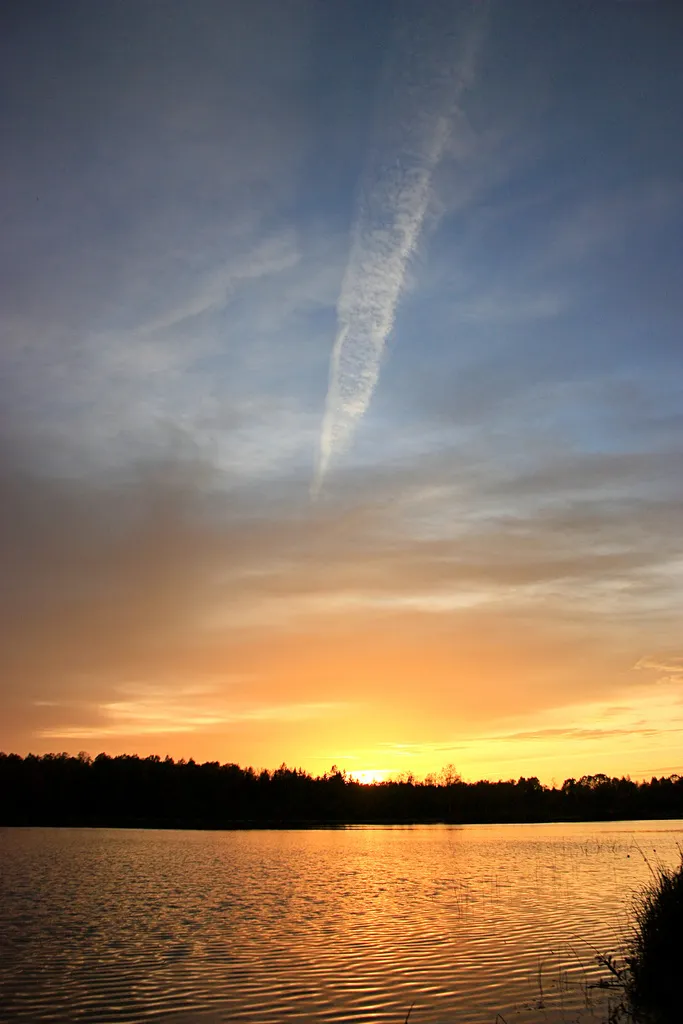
0 752 681 828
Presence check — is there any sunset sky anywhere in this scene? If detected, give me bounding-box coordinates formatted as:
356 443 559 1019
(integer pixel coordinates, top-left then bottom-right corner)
2 1 682 784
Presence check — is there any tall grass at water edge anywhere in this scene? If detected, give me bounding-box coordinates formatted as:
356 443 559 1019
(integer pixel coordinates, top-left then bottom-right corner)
597 850 683 1024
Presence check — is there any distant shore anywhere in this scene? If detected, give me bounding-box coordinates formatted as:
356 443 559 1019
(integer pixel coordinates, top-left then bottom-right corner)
6 814 683 831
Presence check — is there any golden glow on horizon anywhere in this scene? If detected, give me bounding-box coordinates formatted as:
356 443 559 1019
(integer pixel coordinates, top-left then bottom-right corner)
20 670 683 787
349 769 392 785
5 474 682 786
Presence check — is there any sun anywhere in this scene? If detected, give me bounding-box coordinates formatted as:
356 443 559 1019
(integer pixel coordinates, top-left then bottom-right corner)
348 769 390 785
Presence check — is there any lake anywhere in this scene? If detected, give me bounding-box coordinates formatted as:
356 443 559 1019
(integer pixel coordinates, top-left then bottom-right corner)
1 821 681 1023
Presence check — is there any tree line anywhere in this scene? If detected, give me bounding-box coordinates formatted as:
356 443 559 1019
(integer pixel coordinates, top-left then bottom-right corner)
1 752 682 827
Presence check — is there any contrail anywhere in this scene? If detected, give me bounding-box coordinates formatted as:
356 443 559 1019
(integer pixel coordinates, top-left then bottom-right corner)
313 3 485 496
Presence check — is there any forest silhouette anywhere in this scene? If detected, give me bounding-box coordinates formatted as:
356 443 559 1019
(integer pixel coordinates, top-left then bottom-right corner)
2 752 682 828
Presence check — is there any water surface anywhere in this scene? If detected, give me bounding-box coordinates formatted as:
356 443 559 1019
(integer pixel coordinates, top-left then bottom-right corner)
1 821 681 1023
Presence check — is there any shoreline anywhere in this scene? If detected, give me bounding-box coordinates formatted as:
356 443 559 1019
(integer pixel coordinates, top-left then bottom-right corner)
3 813 683 830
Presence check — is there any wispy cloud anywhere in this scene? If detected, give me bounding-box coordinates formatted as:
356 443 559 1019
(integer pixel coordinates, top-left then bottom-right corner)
636 654 683 684
375 680 683 778
313 6 486 494
40 698 351 739
136 230 300 337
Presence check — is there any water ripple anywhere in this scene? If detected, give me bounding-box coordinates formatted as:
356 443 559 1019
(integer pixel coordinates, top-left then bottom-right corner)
1 821 682 1023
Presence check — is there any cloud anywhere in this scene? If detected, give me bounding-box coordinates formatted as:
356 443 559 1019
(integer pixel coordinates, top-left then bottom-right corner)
313 5 486 494
374 678 683 779
134 230 301 337
0 1 320 481
1 425 681 750
40 699 349 740
540 180 683 271
635 654 683 684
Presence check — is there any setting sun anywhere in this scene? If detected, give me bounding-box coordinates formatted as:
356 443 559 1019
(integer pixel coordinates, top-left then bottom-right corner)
349 769 392 785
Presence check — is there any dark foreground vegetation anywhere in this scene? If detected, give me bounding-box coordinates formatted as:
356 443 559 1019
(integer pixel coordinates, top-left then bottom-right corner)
626 855 683 1023
2 753 683 828
600 854 683 1024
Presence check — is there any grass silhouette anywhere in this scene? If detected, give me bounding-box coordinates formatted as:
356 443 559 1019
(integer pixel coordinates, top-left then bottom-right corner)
623 851 683 1022
594 850 683 1023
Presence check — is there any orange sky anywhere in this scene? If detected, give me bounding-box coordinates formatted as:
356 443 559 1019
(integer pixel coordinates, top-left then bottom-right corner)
2 455 682 784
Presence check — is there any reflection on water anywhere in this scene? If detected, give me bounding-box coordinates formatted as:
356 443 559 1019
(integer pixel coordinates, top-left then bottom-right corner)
0 821 681 1023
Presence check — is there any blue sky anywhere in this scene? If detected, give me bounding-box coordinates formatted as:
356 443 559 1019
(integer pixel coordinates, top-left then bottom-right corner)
1 1 682 780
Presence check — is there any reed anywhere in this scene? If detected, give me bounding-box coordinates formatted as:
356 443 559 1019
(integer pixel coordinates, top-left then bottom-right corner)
595 852 683 1023
621 852 683 1022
